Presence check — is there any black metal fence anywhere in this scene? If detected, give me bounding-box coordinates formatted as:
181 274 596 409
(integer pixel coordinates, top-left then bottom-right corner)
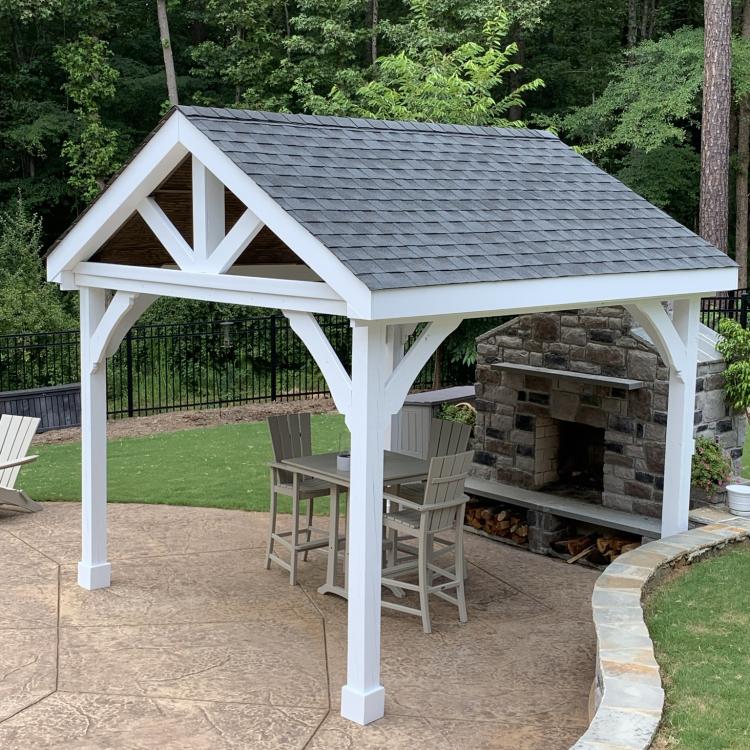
0 314 475 423
701 288 750 331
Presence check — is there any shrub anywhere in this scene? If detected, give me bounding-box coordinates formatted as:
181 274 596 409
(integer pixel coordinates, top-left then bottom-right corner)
716 317 750 414
691 437 732 495
438 401 476 426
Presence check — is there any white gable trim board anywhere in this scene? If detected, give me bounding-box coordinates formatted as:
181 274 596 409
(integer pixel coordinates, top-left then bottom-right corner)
44 106 739 728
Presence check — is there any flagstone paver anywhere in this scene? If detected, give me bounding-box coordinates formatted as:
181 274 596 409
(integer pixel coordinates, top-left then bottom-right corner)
0 502 598 749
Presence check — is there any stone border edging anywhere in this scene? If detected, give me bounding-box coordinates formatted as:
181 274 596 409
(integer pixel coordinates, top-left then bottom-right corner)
569 512 750 750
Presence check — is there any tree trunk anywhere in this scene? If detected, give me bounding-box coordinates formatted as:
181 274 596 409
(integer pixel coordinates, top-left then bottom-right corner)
627 0 638 47
157 0 179 106
699 0 732 253
432 345 443 390
369 0 378 64
508 30 526 121
736 0 750 287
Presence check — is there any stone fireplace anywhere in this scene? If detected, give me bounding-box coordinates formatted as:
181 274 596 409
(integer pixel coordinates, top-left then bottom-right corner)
472 307 746 519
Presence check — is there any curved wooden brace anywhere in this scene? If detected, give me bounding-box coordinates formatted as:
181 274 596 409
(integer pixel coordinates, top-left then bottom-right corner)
283 310 352 423
626 301 687 379
90 291 157 372
384 317 461 416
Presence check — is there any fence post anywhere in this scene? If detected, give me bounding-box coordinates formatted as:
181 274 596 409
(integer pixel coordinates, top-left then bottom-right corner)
742 293 749 329
126 330 134 418
270 315 278 402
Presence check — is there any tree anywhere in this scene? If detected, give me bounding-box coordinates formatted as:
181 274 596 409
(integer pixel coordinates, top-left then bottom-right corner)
0 194 75 334
55 35 121 203
157 0 179 105
306 4 544 126
736 0 750 286
699 0 732 253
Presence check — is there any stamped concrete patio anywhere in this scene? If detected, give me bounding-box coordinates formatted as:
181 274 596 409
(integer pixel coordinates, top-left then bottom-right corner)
0 502 598 749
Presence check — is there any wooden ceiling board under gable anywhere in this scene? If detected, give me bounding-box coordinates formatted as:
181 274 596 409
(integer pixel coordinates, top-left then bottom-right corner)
91 156 305 267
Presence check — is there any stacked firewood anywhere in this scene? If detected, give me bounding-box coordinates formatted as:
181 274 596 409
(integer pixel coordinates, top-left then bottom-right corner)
464 505 528 545
553 534 640 565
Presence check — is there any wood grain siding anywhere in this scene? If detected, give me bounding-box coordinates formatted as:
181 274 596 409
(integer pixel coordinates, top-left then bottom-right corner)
91 156 306 268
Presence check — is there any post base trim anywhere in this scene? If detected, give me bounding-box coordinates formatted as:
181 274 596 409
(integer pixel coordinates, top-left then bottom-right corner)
78 561 111 590
340 684 385 725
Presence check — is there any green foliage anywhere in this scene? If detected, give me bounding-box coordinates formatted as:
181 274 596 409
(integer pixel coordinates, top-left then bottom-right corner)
717 318 750 412
55 35 121 202
438 402 476 426
564 27 704 156
0 194 75 334
309 5 544 125
691 436 733 494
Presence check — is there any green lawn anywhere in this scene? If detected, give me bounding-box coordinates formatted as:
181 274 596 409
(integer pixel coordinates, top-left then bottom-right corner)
645 545 750 750
19 412 347 512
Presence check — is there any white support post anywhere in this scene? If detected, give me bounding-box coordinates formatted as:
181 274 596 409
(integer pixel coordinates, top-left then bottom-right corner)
385 324 406 451
661 297 700 537
341 320 388 725
192 157 225 267
79 287 111 590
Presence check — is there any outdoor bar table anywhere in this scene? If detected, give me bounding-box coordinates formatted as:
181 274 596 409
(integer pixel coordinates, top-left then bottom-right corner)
279 450 429 598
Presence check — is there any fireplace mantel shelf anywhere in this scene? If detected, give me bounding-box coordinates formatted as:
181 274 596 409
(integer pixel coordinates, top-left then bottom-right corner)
492 362 644 390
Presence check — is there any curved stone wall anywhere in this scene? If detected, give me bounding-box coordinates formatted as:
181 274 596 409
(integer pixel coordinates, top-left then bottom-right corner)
570 512 750 750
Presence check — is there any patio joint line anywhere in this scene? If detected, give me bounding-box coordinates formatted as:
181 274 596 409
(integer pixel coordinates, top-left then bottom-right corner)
53 688 330 711
3 527 65 566
466 560 556 613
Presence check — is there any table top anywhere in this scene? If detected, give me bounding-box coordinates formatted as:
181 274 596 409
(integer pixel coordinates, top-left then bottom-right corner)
281 450 429 487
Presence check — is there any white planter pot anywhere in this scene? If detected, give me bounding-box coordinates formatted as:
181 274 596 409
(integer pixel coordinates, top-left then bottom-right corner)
336 453 351 472
726 484 750 517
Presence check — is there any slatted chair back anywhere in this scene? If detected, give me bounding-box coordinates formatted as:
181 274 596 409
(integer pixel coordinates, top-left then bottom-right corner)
426 418 471 460
0 415 40 490
422 451 473 533
267 413 312 485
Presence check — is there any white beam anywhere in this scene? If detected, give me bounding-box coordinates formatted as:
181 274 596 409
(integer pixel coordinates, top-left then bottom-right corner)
368 267 738 322
341 320 388 725
79 287 111 590
192 157 225 266
206 209 264 274
384 317 462 415
283 310 352 421
661 297 700 537
48 113 187 280
137 197 194 270
385 324 407 451
72 262 347 316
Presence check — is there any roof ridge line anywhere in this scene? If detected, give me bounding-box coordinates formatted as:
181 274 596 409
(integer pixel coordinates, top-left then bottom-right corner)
177 105 557 141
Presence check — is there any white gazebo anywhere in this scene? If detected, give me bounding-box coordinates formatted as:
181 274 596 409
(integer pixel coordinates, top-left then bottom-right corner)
46 106 737 725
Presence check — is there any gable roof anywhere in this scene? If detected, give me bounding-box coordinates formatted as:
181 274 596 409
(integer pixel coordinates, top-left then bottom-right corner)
178 105 735 292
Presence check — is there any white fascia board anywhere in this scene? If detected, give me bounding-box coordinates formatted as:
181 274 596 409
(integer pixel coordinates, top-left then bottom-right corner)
47 113 187 281
174 112 371 318
72 262 348 315
367 266 739 322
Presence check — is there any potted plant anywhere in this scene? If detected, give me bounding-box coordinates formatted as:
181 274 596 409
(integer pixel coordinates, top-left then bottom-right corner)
691 436 732 507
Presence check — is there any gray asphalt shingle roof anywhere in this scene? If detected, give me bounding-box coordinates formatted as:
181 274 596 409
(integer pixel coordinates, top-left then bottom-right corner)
180 105 736 292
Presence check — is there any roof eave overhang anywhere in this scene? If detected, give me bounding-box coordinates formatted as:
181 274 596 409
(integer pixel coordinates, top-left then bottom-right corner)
365 266 739 323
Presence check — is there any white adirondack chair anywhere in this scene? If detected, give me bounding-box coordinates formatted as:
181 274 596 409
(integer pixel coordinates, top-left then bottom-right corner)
0 415 42 513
